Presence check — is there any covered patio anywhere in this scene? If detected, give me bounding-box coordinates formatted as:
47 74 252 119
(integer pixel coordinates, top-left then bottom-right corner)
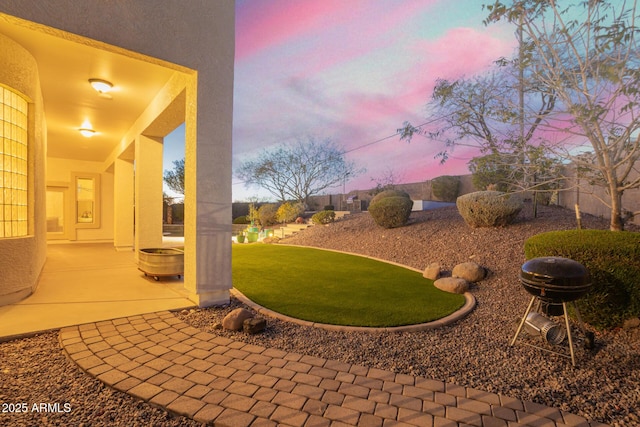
0 240 193 340
0 2 234 315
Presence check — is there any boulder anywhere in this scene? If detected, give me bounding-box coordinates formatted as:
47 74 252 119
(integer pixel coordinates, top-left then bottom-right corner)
452 262 486 283
434 277 469 294
222 308 254 331
423 263 441 280
243 317 267 334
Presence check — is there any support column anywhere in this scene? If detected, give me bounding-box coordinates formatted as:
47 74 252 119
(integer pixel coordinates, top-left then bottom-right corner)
113 157 134 251
134 135 163 255
183 72 232 307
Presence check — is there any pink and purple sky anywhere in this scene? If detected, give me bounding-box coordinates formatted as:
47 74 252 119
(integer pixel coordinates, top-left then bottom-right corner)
196 0 517 201
231 0 518 201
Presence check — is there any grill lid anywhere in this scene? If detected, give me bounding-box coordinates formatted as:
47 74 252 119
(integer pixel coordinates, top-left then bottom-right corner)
520 257 591 302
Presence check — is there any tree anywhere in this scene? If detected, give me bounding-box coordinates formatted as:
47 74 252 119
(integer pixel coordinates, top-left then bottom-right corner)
163 158 185 195
399 65 559 198
485 0 640 231
369 168 406 196
236 136 364 204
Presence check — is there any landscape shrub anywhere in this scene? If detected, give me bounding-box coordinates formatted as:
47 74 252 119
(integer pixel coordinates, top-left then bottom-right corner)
431 175 460 202
312 210 336 225
524 230 640 329
370 189 411 206
456 191 523 228
369 196 413 228
248 203 260 225
276 201 305 223
233 215 249 224
258 203 278 227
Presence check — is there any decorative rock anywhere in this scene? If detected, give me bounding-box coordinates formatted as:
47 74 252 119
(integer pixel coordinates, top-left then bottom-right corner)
222 308 254 331
423 263 441 280
212 322 223 330
434 277 469 294
243 317 267 334
452 262 486 283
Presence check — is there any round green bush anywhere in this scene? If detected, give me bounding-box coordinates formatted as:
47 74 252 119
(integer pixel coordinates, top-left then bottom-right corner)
370 189 411 206
232 215 249 224
431 175 460 202
456 191 523 228
276 201 305 223
369 196 413 228
312 210 336 225
524 229 640 329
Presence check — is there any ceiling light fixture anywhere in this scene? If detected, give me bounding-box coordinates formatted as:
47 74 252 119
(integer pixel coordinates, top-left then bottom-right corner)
79 128 95 138
89 78 113 94
79 119 95 137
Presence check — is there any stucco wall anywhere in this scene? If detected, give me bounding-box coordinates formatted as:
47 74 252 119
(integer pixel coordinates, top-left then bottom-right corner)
0 32 47 305
557 164 640 227
305 174 478 211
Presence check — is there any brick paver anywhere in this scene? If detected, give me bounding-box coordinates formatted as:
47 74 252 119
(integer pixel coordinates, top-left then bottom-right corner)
59 311 607 426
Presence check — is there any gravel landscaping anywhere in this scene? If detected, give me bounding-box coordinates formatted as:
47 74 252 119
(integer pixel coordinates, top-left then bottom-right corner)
0 203 638 426
182 204 639 426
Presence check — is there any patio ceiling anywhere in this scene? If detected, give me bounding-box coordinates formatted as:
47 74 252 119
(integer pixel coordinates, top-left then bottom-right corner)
0 15 178 163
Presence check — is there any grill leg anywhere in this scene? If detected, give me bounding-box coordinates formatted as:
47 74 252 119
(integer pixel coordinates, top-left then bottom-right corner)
562 302 576 366
571 301 587 335
510 296 537 347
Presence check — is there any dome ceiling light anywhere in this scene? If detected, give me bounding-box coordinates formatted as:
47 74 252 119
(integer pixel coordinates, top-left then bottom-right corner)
79 119 95 137
88 78 113 94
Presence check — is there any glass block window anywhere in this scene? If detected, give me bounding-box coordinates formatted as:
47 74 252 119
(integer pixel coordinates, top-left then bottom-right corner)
0 85 28 238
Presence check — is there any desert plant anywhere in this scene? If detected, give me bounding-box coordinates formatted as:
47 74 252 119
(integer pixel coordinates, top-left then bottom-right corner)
233 215 249 224
312 210 336 225
370 189 411 206
258 203 278 227
369 196 413 228
431 175 460 202
248 203 260 225
276 201 305 223
456 191 522 228
524 230 640 329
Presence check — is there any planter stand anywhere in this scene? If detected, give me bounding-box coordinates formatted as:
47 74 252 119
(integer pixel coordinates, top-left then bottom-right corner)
138 248 184 281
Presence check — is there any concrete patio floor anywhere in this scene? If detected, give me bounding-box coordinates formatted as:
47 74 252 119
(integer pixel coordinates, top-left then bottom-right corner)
0 241 195 340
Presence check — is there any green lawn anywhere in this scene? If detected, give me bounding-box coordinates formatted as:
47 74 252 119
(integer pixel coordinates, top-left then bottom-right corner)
232 244 466 327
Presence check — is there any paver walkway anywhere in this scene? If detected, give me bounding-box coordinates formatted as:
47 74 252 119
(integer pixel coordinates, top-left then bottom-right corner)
59 311 607 427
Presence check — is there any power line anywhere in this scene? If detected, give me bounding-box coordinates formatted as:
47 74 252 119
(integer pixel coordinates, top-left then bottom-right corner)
232 115 447 187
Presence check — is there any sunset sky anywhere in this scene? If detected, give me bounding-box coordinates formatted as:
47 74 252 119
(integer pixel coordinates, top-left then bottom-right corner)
167 1 520 201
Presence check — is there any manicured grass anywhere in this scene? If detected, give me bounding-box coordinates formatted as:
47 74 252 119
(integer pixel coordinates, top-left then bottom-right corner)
232 244 466 327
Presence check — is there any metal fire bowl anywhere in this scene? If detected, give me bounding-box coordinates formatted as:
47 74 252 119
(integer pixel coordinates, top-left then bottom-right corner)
520 257 591 303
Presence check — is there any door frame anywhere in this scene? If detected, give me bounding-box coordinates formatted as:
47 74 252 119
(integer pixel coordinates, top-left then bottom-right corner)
46 182 72 240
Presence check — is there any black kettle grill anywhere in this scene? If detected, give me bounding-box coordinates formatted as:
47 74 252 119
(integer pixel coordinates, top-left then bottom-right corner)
510 257 594 366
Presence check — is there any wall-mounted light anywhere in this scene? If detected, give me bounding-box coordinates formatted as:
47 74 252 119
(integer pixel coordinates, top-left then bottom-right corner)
89 78 113 94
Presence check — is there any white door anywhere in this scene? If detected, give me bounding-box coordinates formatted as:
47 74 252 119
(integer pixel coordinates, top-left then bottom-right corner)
46 186 70 240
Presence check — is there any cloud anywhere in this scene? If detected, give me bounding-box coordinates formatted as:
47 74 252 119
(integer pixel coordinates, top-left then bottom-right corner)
232 1 521 199
235 0 366 60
